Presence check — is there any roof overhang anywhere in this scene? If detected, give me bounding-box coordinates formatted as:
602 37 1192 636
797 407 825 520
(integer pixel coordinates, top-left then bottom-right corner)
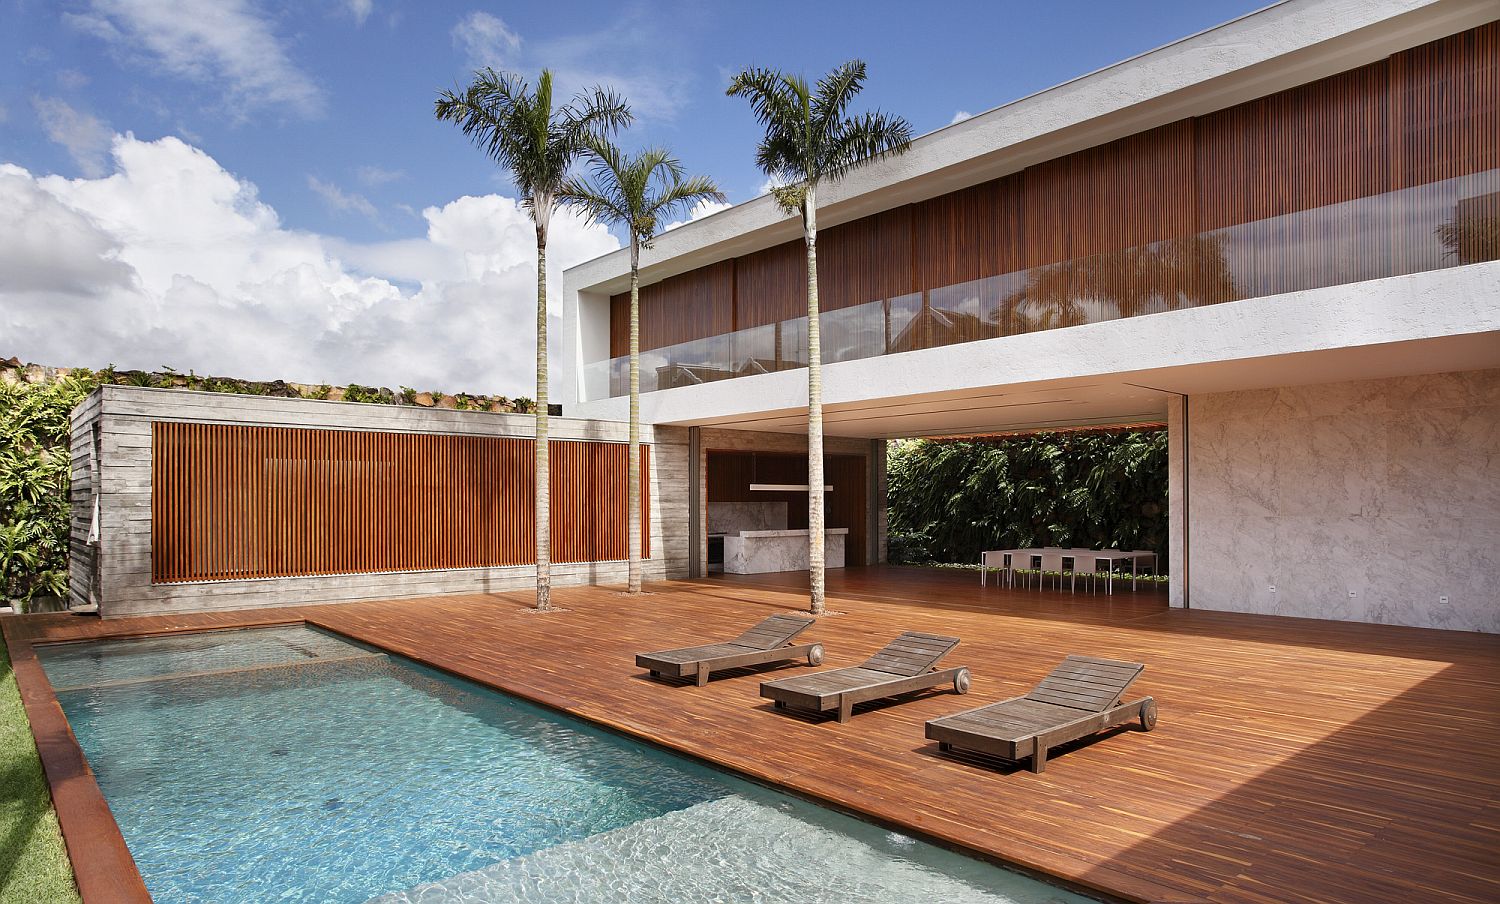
562 0 1498 297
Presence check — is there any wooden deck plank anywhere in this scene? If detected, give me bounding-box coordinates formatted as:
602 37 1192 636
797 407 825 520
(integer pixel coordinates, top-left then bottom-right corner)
7 565 1500 904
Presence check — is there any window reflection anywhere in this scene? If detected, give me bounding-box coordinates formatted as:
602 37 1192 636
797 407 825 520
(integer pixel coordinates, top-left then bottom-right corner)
584 168 1499 401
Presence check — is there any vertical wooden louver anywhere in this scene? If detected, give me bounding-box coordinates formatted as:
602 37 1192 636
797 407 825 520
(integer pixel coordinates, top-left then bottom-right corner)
151 423 651 583
607 23 1498 358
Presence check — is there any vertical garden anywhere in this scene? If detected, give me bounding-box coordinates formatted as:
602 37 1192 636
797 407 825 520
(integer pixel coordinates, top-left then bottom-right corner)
886 429 1168 567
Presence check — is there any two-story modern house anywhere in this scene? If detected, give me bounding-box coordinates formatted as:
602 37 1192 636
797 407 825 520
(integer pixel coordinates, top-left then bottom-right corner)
560 0 1499 633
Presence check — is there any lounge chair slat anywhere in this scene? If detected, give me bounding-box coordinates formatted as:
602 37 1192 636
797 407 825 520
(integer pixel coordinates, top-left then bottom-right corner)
731 614 816 650
1026 688 1123 710
762 633 968 722
637 616 821 685
1024 656 1144 711
858 632 960 677
927 655 1154 772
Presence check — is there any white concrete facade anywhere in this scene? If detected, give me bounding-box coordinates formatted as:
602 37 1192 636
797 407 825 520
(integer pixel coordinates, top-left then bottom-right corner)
556 0 1500 631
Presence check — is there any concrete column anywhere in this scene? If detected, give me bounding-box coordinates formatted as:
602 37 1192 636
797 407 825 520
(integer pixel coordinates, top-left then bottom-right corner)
868 439 888 565
688 426 702 579
1167 394 1188 608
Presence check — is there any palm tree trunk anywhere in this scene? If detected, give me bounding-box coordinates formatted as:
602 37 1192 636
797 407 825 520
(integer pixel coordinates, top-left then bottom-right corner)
626 237 643 594
804 190 825 616
534 235 551 610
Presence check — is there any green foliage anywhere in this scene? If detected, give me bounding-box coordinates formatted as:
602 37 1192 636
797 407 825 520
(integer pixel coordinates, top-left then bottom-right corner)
0 373 99 609
887 430 1168 567
559 141 725 253
726 60 912 218
341 383 393 404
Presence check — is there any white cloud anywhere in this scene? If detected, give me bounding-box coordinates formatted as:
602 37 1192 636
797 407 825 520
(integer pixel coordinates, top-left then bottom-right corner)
452 11 691 121
32 97 113 177
345 0 372 26
356 165 404 186
950 110 972 125
759 175 789 196
68 0 323 118
454 11 520 64
58 69 91 90
0 135 618 396
663 198 731 231
307 175 379 220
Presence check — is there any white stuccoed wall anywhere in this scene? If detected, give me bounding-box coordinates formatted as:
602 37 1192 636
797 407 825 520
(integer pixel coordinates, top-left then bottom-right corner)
1187 368 1500 632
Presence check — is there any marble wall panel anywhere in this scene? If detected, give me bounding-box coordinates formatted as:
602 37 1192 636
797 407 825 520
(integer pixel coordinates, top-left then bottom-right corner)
1188 368 1500 632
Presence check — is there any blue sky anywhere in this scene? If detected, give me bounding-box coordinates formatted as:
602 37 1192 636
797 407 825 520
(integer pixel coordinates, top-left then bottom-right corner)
0 0 1266 395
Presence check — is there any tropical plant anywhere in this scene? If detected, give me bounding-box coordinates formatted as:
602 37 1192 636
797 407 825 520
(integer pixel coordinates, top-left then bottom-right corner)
886 431 1168 567
727 61 912 614
561 143 725 594
0 373 98 611
436 68 631 609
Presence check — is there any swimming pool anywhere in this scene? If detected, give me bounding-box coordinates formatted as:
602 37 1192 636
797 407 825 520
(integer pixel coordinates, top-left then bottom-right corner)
39 625 1093 903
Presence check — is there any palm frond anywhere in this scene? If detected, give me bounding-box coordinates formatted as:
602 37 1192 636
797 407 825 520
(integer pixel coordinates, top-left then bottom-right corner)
559 138 724 248
812 60 866 141
823 110 913 182
434 67 632 223
728 61 911 216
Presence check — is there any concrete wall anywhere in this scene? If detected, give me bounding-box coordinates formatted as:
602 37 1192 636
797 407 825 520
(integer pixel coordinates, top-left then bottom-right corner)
66 389 103 611
74 386 690 618
1187 368 1499 632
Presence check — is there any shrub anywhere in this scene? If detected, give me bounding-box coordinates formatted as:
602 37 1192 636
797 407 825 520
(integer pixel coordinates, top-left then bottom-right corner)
887 430 1168 566
0 372 99 610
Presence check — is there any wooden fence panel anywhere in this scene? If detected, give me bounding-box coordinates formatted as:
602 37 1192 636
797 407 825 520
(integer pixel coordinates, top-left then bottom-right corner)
151 423 651 582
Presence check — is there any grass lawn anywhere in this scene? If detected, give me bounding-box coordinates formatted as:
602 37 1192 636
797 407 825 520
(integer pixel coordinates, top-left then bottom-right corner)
0 637 81 904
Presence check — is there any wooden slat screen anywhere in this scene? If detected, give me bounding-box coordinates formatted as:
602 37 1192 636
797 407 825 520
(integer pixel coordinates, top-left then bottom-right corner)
606 23 1498 358
151 423 651 583
609 259 734 356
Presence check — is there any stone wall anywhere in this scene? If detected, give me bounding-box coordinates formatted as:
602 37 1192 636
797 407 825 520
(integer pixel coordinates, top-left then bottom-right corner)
1187 368 1499 632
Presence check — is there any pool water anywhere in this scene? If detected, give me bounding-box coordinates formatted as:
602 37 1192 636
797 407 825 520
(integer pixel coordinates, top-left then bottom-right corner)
39 626 1092 904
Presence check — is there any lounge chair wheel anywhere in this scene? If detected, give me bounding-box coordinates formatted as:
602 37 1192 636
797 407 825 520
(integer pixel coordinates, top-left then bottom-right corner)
1140 699 1158 731
954 668 971 694
807 643 824 666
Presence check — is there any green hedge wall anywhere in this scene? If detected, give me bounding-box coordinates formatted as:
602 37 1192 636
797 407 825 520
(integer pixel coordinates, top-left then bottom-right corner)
886 430 1168 567
0 374 99 609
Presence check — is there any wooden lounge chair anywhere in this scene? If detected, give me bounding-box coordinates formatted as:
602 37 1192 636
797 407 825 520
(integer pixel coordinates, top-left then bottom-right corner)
925 655 1157 773
760 631 970 723
636 614 823 687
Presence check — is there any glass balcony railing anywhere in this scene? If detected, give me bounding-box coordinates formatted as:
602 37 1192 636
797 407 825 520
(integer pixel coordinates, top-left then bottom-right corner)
582 169 1499 401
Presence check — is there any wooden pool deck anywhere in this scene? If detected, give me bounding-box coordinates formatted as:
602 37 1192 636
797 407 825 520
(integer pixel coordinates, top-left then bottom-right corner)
7 566 1499 903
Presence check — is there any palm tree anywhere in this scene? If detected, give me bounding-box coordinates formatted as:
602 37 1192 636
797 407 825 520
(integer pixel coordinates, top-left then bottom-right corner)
435 69 631 610
560 143 725 595
727 61 911 614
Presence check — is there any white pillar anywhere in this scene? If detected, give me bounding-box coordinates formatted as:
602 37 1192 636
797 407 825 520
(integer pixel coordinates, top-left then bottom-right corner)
1167 394 1188 608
